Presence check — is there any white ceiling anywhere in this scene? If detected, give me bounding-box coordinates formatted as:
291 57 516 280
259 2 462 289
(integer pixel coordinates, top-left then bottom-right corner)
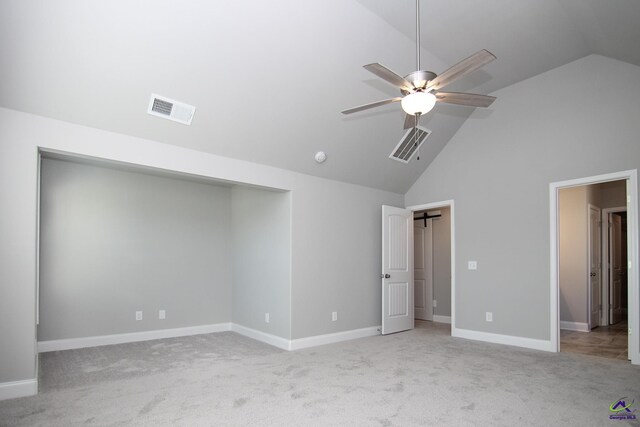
1 0 639 193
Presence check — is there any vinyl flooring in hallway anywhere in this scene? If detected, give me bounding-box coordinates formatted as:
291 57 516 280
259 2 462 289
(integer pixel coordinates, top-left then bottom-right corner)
560 319 629 361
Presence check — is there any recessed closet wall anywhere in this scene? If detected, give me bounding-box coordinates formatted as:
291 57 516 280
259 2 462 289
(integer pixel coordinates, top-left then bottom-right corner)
232 186 291 338
38 157 290 342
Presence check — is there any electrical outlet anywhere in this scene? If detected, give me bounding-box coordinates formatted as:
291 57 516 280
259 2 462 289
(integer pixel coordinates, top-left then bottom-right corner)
159 310 166 320
332 311 338 322
265 313 270 323
135 311 143 321
433 299 437 308
468 261 478 270
486 312 493 322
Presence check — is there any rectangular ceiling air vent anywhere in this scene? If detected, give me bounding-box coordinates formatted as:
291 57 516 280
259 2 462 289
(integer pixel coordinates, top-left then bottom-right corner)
389 126 431 163
147 93 195 125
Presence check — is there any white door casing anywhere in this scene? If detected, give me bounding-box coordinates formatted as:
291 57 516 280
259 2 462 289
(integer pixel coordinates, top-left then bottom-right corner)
414 218 433 321
406 200 456 333
550 170 638 365
610 213 624 325
382 205 414 335
588 204 602 329
600 206 626 327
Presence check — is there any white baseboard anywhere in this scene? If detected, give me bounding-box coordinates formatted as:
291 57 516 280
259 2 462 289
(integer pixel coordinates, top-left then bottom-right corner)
0 379 37 401
433 315 452 324
38 323 383 354
452 327 554 352
38 323 232 352
231 324 291 351
290 326 380 350
560 321 589 332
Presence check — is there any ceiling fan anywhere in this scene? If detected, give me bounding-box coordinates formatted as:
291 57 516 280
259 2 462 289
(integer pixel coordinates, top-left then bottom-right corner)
342 0 497 133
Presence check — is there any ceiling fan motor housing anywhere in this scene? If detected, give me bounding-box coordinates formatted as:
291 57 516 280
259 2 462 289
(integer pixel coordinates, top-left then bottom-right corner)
401 70 437 95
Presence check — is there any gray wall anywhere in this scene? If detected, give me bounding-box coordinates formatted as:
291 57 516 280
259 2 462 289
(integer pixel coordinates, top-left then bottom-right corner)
232 186 291 338
290 178 404 338
0 106 403 385
432 207 451 317
558 185 593 324
38 158 233 340
597 180 627 209
559 180 626 324
405 55 640 340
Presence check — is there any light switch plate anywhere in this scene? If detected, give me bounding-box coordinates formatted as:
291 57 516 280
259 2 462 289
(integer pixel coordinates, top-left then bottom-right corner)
468 261 478 270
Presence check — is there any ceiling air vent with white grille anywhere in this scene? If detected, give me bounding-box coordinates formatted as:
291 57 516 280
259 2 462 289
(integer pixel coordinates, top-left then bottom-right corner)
389 126 431 163
147 94 196 125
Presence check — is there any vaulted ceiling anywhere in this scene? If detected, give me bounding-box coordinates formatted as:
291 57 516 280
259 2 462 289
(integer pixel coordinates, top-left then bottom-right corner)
1 1 639 193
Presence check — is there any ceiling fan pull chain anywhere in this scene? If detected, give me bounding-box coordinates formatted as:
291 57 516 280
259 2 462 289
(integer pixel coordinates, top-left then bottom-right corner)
415 112 420 160
340 0 498 161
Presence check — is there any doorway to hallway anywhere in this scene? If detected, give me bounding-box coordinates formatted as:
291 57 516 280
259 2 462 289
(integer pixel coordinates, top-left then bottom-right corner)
551 170 638 365
413 207 452 326
558 180 628 360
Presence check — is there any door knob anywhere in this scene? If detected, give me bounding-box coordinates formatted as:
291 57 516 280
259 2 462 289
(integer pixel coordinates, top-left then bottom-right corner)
381 273 391 279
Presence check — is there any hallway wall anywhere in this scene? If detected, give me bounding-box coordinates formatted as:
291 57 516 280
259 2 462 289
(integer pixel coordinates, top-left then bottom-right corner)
559 180 626 326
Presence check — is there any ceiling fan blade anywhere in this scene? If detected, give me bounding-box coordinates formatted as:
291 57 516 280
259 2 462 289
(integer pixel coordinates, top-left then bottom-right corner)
403 114 417 130
341 97 402 115
427 49 496 91
363 63 415 91
436 91 496 108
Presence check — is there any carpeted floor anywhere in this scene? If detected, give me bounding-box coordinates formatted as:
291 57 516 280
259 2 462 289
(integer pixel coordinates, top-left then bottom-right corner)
1 321 639 426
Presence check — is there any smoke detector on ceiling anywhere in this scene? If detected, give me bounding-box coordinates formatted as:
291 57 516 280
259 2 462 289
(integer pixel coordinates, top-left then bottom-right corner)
389 126 431 163
147 94 195 125
315 151 327 163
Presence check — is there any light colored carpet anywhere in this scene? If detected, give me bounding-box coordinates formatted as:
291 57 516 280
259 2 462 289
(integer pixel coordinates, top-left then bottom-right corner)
1 322 639 426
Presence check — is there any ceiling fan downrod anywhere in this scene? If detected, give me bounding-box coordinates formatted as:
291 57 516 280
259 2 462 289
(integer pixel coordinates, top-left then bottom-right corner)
340 0 497 134
416 0 421 72
414 1 422 161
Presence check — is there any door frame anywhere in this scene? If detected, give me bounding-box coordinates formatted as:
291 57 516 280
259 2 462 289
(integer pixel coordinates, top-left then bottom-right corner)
587 203 602 330
601 206 627 327
413 217 433 321
549 169 639 365
406 200 455 332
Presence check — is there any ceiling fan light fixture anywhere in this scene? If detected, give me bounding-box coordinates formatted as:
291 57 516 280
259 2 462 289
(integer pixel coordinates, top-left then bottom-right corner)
401 91 436 115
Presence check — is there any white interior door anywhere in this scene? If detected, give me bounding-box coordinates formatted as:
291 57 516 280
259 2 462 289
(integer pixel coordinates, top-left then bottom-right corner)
414 218 433 321
588 204 602 329
382 205 414 335
610 213 624 324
